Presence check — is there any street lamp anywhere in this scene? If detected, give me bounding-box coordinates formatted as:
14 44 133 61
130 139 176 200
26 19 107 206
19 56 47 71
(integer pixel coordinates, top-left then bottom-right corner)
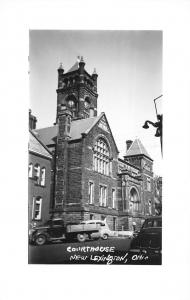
142 95 163 155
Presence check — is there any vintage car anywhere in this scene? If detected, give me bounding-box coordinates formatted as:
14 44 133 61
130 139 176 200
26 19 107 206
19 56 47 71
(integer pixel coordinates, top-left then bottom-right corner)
80 220 115 240
29 218 101 245
129 216 162 264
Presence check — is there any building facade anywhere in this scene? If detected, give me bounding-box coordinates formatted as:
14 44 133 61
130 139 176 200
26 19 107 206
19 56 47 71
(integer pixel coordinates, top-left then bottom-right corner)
28 124 52 227
29 56 156 231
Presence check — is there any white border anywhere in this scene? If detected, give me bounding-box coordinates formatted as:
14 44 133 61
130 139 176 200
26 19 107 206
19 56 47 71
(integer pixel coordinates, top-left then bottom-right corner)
1 1 190 300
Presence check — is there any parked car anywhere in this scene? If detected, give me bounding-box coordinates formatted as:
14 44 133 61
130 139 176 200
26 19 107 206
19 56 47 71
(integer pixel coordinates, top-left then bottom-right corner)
129 216 162 264
80 220 113 240
29 218 101 245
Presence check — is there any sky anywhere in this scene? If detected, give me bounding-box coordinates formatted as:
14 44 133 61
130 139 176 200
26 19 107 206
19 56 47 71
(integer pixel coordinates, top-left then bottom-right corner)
29 30 162 175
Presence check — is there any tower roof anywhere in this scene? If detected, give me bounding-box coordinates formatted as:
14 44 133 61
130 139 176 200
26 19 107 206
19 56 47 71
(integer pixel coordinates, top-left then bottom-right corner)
125 138 152 160
67 56 80 73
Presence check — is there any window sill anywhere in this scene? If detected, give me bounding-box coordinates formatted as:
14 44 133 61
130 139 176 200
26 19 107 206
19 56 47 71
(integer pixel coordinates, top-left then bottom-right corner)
34 183 46 188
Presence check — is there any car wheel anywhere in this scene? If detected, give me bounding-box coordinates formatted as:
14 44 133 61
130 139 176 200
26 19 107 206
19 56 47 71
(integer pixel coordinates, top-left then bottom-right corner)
35 234 47 246
77 233 86 242
102 234 108 240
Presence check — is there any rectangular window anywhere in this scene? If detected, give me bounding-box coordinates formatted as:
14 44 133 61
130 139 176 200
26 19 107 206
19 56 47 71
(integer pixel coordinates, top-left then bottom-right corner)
112 189 116 209
99 185 103 206
103 187 107 206
113 217 116 231
99 185 107 206
109 161 112 176
147 177 151 191
28 163 33 178
94 156 97 171
88 181 94 204
144 177 147 190
32 197 42 220
40 168 46 186
34 165 40 184
106 161 109 175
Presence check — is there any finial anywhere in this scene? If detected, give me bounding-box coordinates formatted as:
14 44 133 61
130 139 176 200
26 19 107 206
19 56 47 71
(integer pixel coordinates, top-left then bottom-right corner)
93 68 97 75
58 62 63 69
80 56 84 62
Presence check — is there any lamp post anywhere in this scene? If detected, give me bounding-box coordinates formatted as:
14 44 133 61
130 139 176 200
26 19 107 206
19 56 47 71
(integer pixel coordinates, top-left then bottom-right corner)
142 95 163 155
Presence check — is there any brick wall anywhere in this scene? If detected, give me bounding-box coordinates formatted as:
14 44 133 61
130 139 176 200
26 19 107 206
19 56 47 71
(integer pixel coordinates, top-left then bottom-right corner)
80 120 119 228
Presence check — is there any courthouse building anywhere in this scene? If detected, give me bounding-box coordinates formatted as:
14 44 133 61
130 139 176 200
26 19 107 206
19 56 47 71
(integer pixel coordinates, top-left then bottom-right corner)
29 56 155 231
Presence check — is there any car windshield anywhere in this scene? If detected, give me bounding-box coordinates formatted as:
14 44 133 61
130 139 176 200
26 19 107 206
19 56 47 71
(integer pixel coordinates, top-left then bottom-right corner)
97 222 105 226
143 219 162 228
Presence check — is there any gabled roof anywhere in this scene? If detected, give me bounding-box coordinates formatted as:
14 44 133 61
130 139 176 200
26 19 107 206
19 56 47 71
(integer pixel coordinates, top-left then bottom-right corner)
35 115 101 146
71 114 102 139
34 113 119 153
29 130 52 159
125 138 152 160
34 126 58 146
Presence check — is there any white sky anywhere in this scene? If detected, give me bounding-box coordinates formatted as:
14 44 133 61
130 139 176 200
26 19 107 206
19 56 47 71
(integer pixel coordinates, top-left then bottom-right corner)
29 30 163 176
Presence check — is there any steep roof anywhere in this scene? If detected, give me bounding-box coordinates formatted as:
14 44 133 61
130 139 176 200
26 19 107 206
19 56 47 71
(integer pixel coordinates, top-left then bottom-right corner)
126 138 152 160
34 113 119 153
67 60 79 73
29 131 52 159
35 115 102 146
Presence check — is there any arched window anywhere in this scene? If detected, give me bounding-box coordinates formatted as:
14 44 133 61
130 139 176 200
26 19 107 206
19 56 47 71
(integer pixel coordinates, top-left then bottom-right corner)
41 167 46 186
93 138 110 175
66 95 77 117
28 163 33 178
129 187 140 213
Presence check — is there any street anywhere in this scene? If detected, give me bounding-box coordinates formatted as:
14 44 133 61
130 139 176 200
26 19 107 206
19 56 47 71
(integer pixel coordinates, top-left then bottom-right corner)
29 237 132 264
28 237 160 265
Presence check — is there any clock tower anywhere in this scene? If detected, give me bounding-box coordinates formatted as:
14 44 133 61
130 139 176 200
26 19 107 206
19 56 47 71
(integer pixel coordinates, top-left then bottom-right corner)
56 56 98 123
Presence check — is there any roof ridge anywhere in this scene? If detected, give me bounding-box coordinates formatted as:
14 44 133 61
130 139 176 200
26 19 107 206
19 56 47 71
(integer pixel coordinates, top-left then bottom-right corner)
126 138 152 160
84 113 104 135
137 138 143 154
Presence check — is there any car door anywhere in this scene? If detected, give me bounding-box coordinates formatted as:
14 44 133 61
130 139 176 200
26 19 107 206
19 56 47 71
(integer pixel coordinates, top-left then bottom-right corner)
48 220 65 238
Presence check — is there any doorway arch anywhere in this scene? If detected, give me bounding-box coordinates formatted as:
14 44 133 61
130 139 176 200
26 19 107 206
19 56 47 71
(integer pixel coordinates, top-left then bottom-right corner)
129 187 140 213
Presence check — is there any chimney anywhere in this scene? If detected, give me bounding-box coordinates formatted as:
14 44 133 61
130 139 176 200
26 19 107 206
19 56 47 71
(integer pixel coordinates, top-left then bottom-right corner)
29 109 37 130
126 140 133 152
